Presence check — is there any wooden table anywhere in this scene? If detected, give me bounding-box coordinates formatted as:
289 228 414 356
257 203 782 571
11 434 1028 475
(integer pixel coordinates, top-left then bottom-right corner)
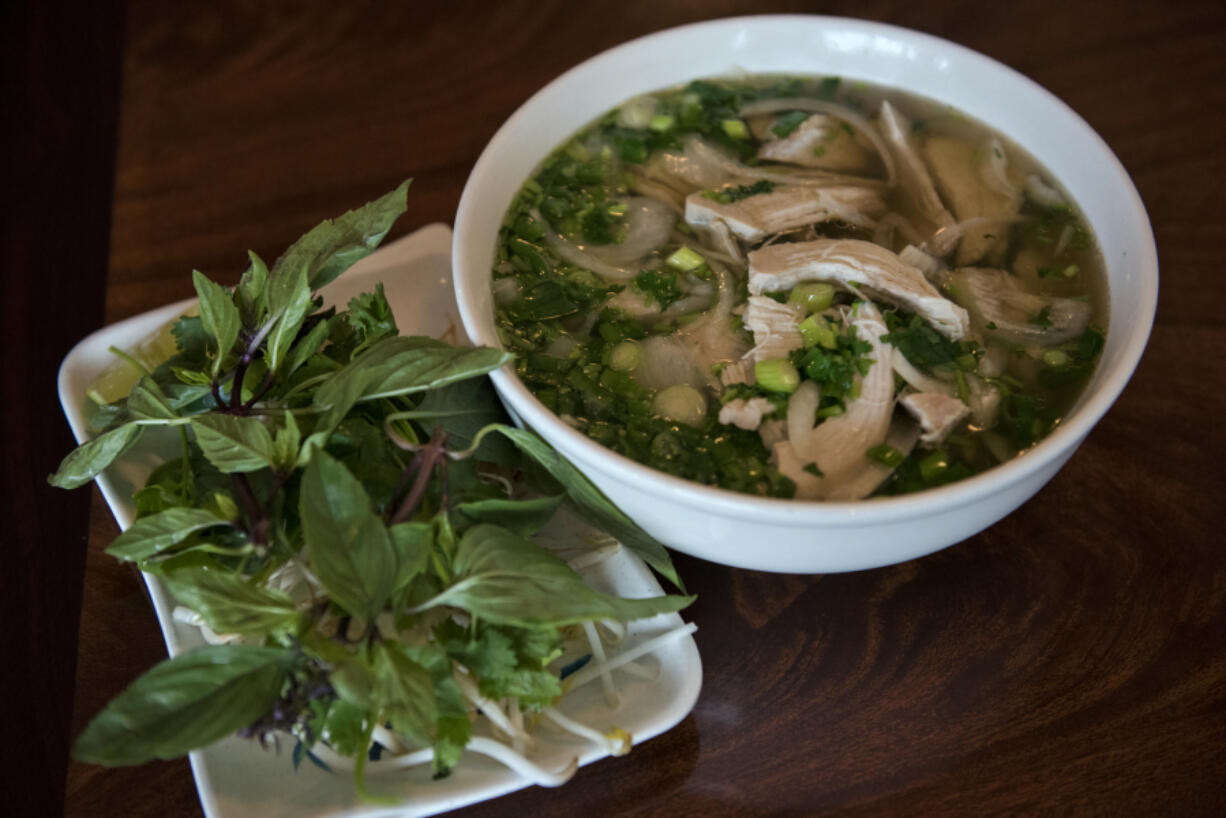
8 1 1226 815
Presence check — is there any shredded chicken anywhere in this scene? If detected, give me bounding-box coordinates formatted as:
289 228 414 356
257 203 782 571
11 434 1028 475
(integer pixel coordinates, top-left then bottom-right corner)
949 266 1092 346
773 302 896 499
900 392 971 446
922 136 1022 266
743 295 805 362
747 238 971 340
877 101 956 251
685 185 886 242
718 397 776 431
719 359 755 387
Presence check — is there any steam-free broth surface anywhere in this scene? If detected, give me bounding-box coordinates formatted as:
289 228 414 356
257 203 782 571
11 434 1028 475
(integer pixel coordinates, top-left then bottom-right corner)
492 75 1106 500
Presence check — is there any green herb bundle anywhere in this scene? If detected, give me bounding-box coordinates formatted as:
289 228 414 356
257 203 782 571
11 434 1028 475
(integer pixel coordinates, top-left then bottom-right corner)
50 181 691 799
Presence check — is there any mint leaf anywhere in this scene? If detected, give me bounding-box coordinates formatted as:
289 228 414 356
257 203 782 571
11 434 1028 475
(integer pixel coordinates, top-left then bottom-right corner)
192 270 242 376
73 645 292 765
190 414 279 474
106 507 230 562
162 567 302 636
299 450 396 622
418 524 693 627
48 422 144 489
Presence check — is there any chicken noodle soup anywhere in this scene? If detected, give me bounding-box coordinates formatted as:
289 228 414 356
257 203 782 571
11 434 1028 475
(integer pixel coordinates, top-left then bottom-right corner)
492 76 1106 499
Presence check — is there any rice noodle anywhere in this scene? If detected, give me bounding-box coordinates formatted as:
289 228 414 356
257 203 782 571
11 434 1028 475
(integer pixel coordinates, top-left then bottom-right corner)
979 138 1020 198
740 98 897 188
683 135 888 190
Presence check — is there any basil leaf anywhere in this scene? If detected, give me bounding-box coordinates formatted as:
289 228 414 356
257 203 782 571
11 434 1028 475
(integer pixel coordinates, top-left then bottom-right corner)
162 567 302 636
265 267 313 374
388 521 432 593
314 336 512 415
191 414 278 474
272 413 301 471
413 377 516 466
106 507 230 562
372 642 436 745
127 377 179 420
284 316 332 378
419 524 693 627
192 270 242 376
271 179 410 293
73 645 292 765
299 449 396 622
362 340 512 401
456 494 564 536
235 250 269 325
47 422 144 489
489 424 684 590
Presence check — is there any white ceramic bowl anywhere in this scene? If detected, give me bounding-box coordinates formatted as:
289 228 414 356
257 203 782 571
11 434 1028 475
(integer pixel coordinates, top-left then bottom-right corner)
452 15 1158 573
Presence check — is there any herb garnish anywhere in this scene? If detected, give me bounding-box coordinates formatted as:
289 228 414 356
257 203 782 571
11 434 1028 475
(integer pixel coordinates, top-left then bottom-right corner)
51 183 691 799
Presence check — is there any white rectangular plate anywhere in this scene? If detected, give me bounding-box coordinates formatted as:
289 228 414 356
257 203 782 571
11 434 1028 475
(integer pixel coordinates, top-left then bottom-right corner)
58 222 702 817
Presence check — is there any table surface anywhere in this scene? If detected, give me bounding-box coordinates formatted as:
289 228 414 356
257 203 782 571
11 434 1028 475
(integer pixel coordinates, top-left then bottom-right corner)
8 1 1226 816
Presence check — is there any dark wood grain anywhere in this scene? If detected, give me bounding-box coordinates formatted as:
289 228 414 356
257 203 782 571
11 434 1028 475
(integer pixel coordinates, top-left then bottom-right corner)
12 0 1225 815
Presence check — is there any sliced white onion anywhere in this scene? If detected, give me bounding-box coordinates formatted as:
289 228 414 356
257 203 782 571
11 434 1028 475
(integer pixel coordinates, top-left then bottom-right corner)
786 379 820 450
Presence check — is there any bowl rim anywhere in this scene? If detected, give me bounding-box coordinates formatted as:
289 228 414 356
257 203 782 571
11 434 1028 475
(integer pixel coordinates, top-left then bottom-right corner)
454 13 1159 526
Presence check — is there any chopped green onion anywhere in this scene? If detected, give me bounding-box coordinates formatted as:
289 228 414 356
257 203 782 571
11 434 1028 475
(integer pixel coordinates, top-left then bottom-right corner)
606 202 627 218
722 118 749 140
649 114 675 132
867 444 904 467
652 384 707 426
802 463 825 477
919 449 949 481
798 315 837 350
755 358 801 394
608 340 641 372
1042 349 1070 367
788 282 835 313
816 404 844 419
665 246 705 273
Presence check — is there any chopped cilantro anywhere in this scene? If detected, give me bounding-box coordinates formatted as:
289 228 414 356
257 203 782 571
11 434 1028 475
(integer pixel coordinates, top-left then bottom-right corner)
867 444 904 467
632 269 683 310
1029 307 1054 328
803 463 825 477
771 110 810 138
701 180 776 204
